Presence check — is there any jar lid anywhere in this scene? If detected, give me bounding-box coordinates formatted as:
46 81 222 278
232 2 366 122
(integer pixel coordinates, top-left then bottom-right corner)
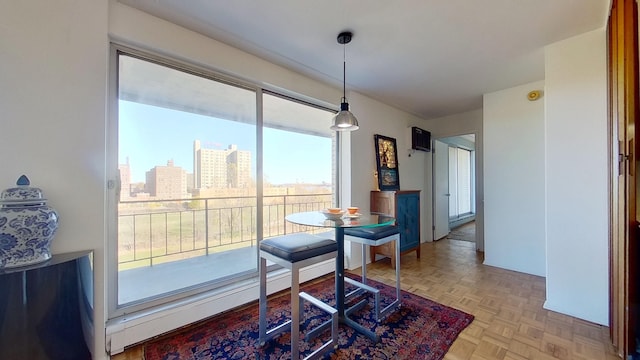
0 175 47 206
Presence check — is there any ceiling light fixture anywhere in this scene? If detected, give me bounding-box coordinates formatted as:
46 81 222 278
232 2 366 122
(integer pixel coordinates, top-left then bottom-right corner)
330 31 359 131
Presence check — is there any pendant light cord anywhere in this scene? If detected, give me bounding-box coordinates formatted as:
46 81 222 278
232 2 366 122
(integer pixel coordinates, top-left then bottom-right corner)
342 42 347 103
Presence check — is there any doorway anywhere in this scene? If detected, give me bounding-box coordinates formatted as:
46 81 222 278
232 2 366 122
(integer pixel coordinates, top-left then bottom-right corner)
432 134 476 242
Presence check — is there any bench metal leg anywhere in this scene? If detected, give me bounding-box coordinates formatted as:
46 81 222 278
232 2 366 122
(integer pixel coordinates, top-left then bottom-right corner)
259 249 338 360
259 257 292 346
361 242 368 282
259 257 268 344
394 236 401 306
300 292 338 358
344 237 402 322
291 268 300 360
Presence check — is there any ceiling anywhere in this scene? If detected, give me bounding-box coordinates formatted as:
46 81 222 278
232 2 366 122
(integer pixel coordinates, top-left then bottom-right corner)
119 0 610 120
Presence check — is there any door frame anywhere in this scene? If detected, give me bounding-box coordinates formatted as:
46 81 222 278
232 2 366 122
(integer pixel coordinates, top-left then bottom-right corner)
431 133 481 251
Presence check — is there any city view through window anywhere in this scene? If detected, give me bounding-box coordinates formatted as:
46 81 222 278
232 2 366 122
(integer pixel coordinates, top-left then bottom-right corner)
115 52 335 307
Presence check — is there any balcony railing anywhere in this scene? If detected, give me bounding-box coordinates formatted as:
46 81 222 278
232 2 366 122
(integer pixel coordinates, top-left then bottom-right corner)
117 193 333 269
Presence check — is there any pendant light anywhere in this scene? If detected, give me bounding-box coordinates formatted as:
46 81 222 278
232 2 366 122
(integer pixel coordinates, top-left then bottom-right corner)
330 31 359 131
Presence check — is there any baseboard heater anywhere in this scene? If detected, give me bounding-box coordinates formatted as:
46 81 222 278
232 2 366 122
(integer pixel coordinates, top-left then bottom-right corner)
106 259 335 355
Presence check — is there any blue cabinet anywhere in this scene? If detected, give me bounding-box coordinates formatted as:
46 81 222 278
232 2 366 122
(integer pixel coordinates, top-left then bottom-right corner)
370 190 420 268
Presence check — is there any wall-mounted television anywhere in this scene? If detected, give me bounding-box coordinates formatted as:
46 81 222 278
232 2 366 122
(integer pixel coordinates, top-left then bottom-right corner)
411 126 431 152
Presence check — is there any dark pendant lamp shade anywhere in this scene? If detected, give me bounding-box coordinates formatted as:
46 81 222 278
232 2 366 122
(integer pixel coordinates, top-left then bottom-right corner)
330 31 359 132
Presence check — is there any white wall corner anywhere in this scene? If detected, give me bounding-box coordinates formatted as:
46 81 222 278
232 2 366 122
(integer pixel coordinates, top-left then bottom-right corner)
482 80 546 277
543 28 608 325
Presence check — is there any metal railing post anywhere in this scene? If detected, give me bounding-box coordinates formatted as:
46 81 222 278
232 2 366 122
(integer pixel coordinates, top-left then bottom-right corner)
149 213 153 266
283 194 287 235
205 198 209 256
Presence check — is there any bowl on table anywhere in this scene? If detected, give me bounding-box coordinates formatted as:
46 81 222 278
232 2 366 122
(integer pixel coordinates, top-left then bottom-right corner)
321 209 345 220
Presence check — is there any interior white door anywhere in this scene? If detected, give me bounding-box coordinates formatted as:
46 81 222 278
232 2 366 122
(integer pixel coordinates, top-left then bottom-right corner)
433 140 450 240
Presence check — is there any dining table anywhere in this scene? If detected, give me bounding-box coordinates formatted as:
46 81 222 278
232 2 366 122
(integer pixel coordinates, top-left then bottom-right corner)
285 210 395 342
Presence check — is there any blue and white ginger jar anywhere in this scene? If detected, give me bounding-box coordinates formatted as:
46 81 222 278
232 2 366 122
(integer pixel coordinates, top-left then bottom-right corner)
0 175 59 268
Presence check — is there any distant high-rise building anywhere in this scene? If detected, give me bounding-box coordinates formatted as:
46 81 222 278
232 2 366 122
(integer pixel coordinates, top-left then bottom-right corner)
146 160 188 199
226 144 252 188
118 157 132 200
186 173 194 193
193 140 252 189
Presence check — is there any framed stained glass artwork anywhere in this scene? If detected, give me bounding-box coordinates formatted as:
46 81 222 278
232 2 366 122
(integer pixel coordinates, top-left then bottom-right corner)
374 134 400 191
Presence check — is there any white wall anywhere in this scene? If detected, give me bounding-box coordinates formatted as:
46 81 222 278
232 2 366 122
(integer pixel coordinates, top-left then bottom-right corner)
348 92 426 215
421 109 484 249
483 81 546 276
0 1 109 357
544 29 608 325
345 92 427 268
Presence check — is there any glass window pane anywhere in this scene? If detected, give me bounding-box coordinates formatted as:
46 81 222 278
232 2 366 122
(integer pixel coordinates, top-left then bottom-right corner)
117 54 257 306
457 149 471 214
449 147 472 218
448 146 457 217
262 93 335 236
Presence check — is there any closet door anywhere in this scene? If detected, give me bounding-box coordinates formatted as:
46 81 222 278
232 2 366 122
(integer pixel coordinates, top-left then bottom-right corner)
608 0 639 356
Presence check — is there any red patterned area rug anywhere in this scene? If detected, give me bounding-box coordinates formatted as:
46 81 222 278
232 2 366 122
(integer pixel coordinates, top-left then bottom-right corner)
145 275 473 360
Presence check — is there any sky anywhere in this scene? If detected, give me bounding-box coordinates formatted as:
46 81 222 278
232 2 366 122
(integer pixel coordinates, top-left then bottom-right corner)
118 101 333 185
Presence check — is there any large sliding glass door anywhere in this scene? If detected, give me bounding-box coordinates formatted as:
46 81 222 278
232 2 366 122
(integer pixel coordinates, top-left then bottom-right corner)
262 93 335 237
110 46 335 317
115 52 258 309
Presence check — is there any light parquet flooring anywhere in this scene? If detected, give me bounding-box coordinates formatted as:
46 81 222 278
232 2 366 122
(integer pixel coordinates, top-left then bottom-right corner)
112 239 619 360
447 221 477 242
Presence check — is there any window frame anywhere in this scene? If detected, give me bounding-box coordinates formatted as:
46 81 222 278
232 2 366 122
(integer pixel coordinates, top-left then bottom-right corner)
107 43 339 318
